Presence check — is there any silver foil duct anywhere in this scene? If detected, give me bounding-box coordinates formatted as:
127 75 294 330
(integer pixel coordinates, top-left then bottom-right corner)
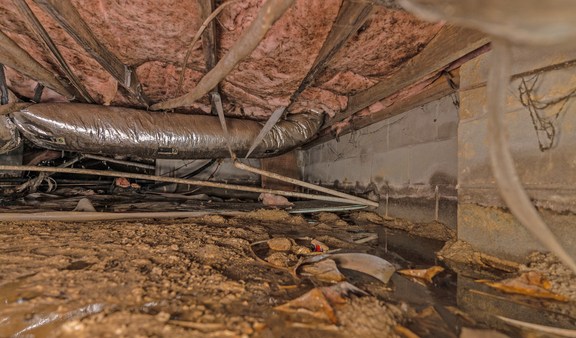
11 103 322 159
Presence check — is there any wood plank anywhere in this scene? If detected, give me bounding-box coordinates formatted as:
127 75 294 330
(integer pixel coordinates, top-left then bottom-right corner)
303 69 459 148
330 25 488 126
14 0 93 103
34 0 149 106
289 0 374 104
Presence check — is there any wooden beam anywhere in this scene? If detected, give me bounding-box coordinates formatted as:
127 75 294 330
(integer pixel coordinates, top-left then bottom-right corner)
14 0 93 103
289 0 374 104
0 29 74 99
330 25 488 126
304 68 460 148
34 0 149 106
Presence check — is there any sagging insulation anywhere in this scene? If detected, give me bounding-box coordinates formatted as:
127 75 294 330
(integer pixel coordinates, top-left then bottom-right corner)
0 115 21 154
9 103 322 158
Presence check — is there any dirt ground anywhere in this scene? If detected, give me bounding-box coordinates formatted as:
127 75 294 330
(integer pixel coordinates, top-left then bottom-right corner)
1 208 575 337
0 210 409 337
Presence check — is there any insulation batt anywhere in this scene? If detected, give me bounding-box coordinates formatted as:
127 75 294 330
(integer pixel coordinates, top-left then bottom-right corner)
0 115 21 154
10 103 322 159
0 0 441 119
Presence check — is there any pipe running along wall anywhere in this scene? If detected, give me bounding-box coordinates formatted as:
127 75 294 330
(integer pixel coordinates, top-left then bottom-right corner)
7 103 323 159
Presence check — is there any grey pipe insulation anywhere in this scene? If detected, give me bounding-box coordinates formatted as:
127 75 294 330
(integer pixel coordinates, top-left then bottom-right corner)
0 103 323 159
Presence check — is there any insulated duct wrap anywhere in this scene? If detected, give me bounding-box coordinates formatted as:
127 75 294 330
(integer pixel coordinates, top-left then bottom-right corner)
11 103 322 159
0 115 21 154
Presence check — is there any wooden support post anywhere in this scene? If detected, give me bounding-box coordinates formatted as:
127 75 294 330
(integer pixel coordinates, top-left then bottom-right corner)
199 0 218 72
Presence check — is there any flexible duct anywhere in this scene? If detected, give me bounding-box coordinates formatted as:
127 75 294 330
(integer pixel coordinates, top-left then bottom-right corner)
10 103 322 159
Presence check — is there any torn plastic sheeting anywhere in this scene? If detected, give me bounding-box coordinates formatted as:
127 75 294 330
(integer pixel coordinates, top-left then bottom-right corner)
0 115 21 154
330 253 396 284
10 103 323 159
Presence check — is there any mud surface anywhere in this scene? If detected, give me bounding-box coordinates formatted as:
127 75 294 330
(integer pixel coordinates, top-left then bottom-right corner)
0 210 406 337
1 207 574 337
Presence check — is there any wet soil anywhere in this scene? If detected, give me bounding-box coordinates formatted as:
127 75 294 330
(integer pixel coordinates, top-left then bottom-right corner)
0 207 575 337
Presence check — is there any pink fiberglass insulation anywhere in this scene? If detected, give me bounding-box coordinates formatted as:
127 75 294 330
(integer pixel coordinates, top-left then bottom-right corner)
0 0 441 120
292 7 443 117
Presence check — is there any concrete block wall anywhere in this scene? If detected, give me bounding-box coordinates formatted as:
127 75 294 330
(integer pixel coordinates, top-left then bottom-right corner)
301 95 459 228
458 47 576 262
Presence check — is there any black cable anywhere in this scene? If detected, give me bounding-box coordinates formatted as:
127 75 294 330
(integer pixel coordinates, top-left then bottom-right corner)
143 159 217 191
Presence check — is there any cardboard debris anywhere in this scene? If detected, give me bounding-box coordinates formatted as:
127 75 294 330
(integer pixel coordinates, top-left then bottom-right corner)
274 282 367 324
330 253 396 284
477 271 569 302
398 266 445 284
300 259 346 282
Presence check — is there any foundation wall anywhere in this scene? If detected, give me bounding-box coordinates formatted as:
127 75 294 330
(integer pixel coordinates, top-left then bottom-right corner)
458 47 576 262
301 95 459 229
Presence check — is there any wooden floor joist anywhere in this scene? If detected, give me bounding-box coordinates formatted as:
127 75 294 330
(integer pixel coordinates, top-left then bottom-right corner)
199 0 218 73
0 29 75 99
328 25 489 128
304 69 460 148
289 0 374 105
248 0 374 157
14 0 93 103
34 0 149 106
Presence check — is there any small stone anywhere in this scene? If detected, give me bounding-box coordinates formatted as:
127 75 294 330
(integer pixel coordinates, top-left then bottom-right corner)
300 259 345 282
253 322 266 331
156 311 171 323
266 252 290 267
267 237 292 252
